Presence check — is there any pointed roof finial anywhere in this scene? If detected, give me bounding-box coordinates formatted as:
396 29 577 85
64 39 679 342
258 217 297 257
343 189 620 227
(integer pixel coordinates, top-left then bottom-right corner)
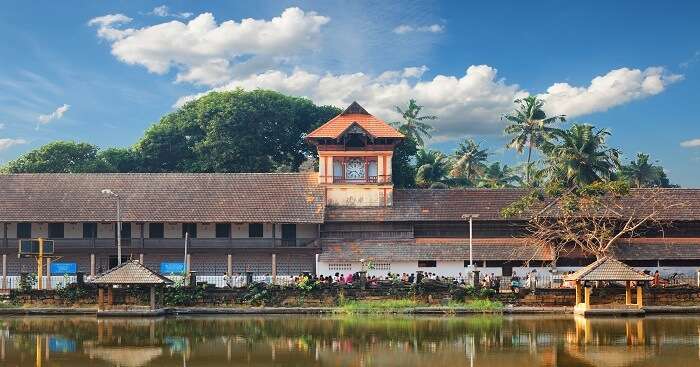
342 101 370 115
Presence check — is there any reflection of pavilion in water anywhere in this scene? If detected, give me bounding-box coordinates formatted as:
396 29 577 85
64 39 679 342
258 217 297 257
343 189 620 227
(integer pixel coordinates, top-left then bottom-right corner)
1 316 700 367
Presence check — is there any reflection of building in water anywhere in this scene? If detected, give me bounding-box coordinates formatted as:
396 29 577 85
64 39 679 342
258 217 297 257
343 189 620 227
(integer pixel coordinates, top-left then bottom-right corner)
83 345 163 367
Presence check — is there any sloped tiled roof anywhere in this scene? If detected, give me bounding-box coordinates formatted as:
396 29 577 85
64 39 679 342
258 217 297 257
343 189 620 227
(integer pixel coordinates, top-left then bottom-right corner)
563 257 653 281
0 173 325 223
91 260 174 285
319 240 550 262
306 102 404 139
326 188 700 222
612 238 700 260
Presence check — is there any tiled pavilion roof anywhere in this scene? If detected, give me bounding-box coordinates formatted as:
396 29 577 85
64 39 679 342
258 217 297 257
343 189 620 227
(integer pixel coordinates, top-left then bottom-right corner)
91 260 174 285
563 257 653 282
306 101 404 139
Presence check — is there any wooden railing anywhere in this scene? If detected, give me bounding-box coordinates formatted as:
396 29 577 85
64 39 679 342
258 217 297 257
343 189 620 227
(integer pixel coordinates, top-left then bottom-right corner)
332 175 391 184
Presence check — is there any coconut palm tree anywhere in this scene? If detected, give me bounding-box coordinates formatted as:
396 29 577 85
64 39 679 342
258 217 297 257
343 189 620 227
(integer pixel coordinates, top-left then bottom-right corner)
621 153 672 188
541 123 620 186
415 148 449 188
449 138 488 184
393 99 436 147
503 95 565 184
477 162 522 188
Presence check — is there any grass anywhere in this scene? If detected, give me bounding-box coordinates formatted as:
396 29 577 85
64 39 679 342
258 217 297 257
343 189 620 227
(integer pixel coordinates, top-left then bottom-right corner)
445 299 504 311
336 299 426 314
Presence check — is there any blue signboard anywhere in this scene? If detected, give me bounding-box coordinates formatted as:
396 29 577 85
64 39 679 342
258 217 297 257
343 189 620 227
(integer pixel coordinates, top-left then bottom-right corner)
50 262 77 274
160 262 185 274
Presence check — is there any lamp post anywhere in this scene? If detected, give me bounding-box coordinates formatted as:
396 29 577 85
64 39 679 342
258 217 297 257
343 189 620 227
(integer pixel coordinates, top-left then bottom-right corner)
461 214 480 270
101 189 122 266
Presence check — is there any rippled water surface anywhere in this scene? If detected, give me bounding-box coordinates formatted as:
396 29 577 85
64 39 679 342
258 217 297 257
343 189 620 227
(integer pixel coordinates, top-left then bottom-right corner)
1 314 700 366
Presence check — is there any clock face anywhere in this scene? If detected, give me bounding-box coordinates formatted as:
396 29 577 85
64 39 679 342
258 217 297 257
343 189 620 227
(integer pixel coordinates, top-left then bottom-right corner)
345 158 365 179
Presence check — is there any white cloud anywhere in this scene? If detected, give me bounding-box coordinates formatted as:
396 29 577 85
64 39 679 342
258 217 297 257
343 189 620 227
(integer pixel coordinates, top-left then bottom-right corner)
680 138 700 148
151 5 192 19
393 24 444 34
0 123 4 129
539 67 683 117
87 14 134 41
176 65 681 139
0 138 27 151
37 104 70 125
89 7 330 86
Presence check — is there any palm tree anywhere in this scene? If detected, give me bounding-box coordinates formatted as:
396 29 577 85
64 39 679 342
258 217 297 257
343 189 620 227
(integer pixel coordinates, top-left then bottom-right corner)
621 153 671 188
415 149 449 188
503 95 565 184
449 138 488 184
541 123 620 186
477 162 522 188
393 99 437 146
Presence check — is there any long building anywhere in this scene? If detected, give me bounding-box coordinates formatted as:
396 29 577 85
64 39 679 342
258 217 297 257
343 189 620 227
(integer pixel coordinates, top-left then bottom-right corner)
2 102 700 278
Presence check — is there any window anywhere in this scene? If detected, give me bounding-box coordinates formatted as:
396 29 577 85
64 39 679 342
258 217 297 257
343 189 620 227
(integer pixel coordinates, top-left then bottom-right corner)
149 223 164 238
249 223 263 238
83 223 97 239
333 159 343 179
345 158 365 180
114 223 131 239
182 223 197 238
373 262 391 270
368 160 378 178
48 223 64 238
216 223 231 238
328 263 352 271
17 223 31 239
418 260 436 268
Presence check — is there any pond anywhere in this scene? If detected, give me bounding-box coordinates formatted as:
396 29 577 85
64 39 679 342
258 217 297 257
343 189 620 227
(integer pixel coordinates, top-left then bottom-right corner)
0 314 699 366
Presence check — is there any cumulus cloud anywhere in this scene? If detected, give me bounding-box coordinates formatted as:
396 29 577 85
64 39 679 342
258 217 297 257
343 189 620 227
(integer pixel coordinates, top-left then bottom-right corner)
37 104 70 125
539 67 682 117
175 65 681 139
151 5 192 19
0 138 27 151
89 7 330 86
393 24 444 34
87 13 134 41
680 138 700 148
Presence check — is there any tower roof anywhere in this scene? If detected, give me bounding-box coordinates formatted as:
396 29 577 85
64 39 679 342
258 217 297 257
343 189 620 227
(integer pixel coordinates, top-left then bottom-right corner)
306 102 404 139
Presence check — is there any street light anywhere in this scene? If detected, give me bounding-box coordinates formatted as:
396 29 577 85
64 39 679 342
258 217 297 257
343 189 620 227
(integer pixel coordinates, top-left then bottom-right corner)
101 189 122 266
461 214 480 271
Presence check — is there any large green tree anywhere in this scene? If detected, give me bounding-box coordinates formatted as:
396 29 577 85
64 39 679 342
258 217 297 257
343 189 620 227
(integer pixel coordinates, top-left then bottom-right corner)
2 141 111 173
503 95 565 184
136 89 340 173
392 99 436 147
541 123 620 186
449 138 488 185
620 153 674 188
415 148 449 188
477 162 522 188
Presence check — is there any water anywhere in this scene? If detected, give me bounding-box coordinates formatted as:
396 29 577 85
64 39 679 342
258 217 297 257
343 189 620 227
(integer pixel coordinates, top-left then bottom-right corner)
1 315 700 366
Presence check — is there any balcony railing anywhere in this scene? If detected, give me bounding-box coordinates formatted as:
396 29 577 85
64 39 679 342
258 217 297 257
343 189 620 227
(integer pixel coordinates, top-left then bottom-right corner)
7 238 318 250
332 175 391 184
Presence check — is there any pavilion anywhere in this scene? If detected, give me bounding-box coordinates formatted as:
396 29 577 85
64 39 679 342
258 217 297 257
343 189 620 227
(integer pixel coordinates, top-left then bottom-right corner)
91 260 173 311
564 257 653 314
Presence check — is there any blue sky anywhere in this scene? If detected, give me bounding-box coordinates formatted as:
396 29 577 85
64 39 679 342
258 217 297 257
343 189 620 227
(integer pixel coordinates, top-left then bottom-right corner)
1 1 699 185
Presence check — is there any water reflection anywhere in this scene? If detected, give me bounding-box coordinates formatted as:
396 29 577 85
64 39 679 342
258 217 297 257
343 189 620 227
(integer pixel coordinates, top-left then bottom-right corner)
0 315 699 366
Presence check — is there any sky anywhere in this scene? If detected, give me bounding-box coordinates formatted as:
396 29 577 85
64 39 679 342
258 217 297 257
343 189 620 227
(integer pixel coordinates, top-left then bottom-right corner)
1 1 699 185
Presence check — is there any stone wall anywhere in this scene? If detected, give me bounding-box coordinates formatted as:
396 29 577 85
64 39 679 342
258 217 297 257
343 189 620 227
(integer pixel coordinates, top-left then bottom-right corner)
517 286 700 307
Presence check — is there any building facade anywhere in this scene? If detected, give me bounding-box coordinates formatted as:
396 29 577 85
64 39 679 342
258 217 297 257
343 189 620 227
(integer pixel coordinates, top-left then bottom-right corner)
2 102 700 280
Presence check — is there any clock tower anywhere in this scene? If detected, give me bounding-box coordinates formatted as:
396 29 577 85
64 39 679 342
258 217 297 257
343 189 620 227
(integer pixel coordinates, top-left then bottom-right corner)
306 102 404 207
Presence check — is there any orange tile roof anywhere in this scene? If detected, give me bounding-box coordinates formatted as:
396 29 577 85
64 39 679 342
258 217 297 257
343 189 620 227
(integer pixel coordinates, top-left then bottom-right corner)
306 102 404 139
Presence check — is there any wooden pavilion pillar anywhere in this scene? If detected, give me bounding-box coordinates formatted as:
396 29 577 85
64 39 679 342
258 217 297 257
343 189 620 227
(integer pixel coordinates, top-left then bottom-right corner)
625 281 632 305
149 286 156 310
271 254 277 284
97 287 104 310
583 286 592 310
636 284 644 308
575 281 582 305
106 286 113 310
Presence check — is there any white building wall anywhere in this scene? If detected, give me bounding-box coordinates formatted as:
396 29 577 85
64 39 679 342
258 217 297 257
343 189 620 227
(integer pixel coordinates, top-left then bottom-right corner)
232 223 247 238
97 223 114 238
32 223 48 238
64 223 82 239
197 223 216 239
164 223 180 238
